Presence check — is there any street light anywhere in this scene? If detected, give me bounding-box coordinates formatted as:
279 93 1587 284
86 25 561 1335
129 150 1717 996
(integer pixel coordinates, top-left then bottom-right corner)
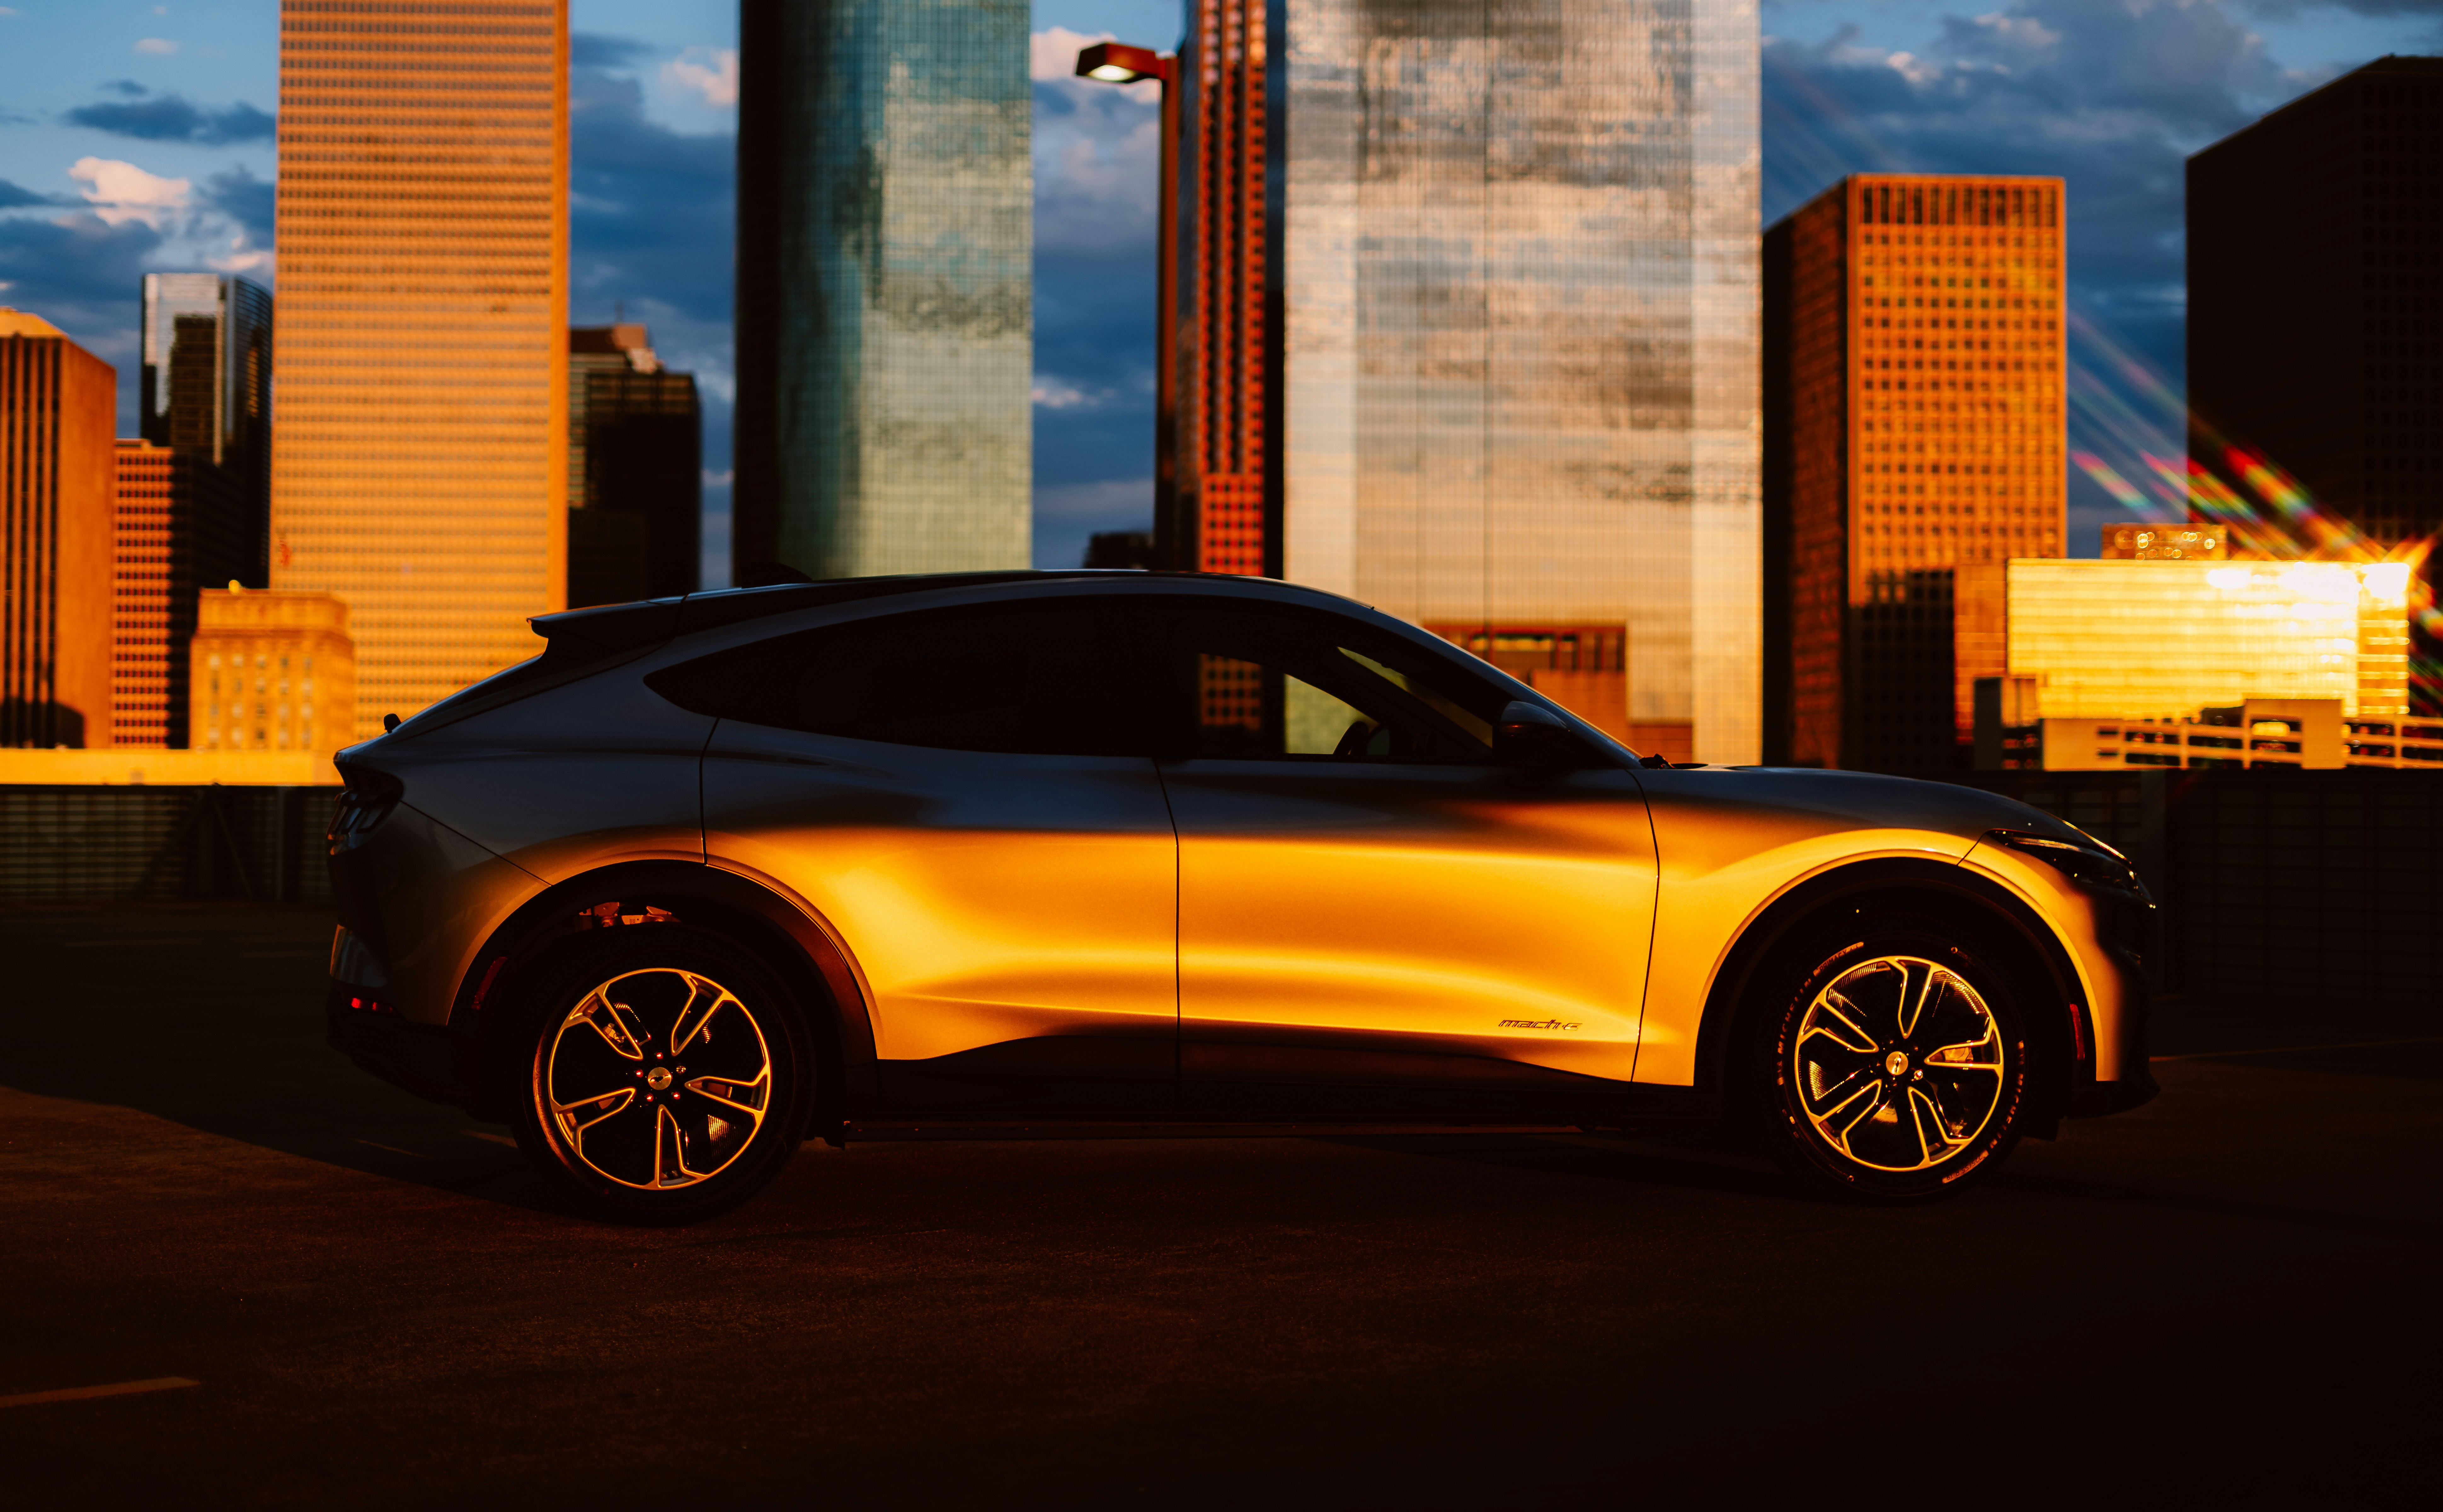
1074 41 1180 568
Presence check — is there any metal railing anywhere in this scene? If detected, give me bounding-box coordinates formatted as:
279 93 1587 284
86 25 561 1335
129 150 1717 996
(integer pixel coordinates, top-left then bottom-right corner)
0 786 341 904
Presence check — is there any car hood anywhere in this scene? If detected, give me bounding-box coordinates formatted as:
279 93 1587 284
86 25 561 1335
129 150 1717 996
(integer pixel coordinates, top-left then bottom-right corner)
1632 766 2099 852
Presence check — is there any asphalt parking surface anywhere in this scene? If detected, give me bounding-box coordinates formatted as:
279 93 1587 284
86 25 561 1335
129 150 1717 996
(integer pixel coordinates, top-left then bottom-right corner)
3 903 2436 1507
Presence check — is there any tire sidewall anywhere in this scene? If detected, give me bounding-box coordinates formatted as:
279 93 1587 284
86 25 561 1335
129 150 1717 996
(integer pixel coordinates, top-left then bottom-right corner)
1760 923 2030 1201
509 924 811 1223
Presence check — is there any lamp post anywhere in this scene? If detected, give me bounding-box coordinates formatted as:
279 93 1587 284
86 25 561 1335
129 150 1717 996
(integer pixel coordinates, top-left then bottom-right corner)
1075 41 1180 569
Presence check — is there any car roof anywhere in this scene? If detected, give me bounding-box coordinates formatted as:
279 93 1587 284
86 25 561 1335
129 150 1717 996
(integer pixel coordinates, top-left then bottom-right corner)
528 570 1352 662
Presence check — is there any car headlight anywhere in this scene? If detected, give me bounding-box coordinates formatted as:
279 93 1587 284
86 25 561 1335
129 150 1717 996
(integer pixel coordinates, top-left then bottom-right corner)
1989 829 2153 903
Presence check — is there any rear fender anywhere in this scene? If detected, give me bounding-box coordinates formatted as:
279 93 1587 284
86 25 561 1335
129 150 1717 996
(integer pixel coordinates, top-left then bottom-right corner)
447 860 877 1128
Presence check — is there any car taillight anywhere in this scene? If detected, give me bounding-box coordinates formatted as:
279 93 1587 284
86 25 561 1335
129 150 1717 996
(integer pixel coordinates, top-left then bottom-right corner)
328 773 404 851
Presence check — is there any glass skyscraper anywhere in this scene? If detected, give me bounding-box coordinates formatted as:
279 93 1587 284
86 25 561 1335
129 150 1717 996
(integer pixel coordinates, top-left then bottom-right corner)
140 273 272 585
734 0 1032 583
1180 0 1761 765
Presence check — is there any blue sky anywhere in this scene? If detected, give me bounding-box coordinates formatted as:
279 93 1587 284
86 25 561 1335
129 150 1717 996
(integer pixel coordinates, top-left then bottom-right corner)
1 2 2435 584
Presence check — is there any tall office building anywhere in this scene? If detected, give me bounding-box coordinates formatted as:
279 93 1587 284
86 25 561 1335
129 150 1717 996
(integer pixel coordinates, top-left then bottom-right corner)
1763 174 2067 771
140 273 272 584
734 0 1031 582
1172 0 1759 764
112 439 249 746
272 0 569 738
2188 55 2442 712
0 310 117 747
566 324 701 607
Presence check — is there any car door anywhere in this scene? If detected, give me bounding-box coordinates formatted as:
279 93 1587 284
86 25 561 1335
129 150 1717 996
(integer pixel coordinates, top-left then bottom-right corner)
1153 597 1659 1091
680 592 1180 1089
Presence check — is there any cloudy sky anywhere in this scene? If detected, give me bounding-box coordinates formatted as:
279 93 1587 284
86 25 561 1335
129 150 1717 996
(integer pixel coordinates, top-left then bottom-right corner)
0 1 2434 584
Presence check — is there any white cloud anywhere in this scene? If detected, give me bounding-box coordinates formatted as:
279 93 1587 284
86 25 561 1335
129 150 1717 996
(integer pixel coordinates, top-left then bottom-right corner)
134 37 180 56
210 234 272 275
1031 377 1118 410
67 156 191 227
662 47 737 108
1884 50 1942 86
1032 26 1110 81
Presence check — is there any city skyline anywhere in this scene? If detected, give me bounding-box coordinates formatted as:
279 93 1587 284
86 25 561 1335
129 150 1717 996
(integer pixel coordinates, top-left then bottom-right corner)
1 3 2431 584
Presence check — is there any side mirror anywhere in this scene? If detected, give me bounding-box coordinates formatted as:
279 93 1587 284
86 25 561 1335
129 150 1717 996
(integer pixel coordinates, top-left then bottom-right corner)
1494 700 1598 773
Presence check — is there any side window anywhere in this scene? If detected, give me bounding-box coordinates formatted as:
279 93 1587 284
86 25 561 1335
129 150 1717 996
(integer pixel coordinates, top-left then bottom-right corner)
648 598 1172 757
1174 604 1502 764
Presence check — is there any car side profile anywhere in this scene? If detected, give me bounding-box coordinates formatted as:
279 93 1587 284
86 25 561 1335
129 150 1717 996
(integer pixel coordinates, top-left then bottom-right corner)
325 570 2157 1220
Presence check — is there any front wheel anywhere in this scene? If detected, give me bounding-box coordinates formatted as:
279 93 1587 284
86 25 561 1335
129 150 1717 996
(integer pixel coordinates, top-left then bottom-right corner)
1756 927 2030 1201
510 926 810 1223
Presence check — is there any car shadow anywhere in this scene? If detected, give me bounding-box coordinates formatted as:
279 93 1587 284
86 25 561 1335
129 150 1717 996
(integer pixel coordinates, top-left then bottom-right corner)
2 902 589 1218
1320 1129 1807 1203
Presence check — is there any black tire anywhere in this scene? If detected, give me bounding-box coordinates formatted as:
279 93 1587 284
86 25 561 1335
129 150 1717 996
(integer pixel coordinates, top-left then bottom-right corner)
1749 919 2031 1202
508 925 812 1224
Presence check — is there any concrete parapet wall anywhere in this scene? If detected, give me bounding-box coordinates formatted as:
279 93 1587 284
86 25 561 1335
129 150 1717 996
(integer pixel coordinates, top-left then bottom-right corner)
0 785 340 903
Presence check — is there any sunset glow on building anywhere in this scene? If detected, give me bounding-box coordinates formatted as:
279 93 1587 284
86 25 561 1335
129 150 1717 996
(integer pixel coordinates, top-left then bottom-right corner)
271 0 569 737
1766 174 2067 772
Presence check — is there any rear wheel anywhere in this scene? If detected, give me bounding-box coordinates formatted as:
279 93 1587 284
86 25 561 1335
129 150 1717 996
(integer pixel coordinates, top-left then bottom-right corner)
511 927 810 1223
1755 924 2030 1201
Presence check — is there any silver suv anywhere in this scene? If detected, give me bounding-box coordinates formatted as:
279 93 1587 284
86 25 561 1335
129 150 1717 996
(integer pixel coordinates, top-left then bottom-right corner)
326 571 2155 1221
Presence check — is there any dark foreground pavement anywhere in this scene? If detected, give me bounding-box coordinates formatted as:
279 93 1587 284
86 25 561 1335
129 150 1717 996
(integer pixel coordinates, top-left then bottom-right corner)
3 904 2436 1508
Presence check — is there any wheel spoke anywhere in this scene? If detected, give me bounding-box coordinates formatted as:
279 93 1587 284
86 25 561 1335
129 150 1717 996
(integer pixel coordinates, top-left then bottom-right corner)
1920 1068 2000 1137
553 1085 638 1137
684 1068 769 1120
569 989 645 1060
1798 1032 1878 1112
1905 1084 1949 1162
1819 1080 1885 1146
669 973 736 1057
1895 960 1941 1041
1812 992 1881 1054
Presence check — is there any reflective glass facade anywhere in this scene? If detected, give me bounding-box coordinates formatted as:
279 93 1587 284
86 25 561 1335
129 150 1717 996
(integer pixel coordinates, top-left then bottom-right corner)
1257 0 1758 764
140 273 272 585
2005 559 2411 721
734 0 1031 582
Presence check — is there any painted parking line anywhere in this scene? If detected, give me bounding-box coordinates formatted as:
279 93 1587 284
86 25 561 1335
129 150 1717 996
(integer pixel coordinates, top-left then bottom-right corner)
2151 1035 2443 1063
0 1377 199 1409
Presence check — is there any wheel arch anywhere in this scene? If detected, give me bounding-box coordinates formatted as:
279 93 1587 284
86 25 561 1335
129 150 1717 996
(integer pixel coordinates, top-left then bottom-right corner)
1689 858 2089 1136
446 860 876 1128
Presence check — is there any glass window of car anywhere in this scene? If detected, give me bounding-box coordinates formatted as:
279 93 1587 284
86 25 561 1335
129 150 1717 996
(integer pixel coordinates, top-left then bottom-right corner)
1167 602 1503 765
647 597 1175 757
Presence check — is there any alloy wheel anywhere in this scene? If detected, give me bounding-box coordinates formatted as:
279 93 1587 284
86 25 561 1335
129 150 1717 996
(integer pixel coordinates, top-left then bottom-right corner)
1791 954 2007 1173
545 967 774 1191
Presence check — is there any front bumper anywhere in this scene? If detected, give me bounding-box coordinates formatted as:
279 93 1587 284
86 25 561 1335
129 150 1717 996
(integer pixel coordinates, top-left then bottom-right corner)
2068 940 2157 1117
